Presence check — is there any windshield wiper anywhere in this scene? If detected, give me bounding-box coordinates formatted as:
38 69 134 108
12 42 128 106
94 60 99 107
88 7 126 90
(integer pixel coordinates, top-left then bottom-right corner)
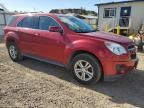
91 29 97 32
76 30 97 33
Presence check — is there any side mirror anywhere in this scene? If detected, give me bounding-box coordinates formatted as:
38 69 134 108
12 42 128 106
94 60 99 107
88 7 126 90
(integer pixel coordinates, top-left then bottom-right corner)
49 26 63 34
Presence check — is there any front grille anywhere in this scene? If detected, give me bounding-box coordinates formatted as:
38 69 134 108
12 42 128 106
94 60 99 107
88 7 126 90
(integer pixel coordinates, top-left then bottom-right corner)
128 44 135 50
127 44 137 60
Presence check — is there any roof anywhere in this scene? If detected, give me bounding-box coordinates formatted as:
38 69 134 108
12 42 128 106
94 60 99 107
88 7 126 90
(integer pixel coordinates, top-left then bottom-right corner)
13 13 75 18
95 0 144 6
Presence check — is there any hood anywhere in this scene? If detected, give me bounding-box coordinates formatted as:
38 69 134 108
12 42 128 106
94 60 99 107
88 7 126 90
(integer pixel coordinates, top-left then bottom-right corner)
79 31 133 44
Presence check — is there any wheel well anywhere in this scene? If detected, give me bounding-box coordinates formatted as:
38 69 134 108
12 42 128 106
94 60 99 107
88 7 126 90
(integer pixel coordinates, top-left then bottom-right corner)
6 38 15 47
70 50 104 80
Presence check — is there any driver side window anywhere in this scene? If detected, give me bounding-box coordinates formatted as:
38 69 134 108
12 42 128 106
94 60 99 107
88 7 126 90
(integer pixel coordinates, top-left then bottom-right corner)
39 16 60 30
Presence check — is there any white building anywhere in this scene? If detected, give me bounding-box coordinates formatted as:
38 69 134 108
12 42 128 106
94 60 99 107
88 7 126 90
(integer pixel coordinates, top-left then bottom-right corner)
0 3 16 39
96 0 144 36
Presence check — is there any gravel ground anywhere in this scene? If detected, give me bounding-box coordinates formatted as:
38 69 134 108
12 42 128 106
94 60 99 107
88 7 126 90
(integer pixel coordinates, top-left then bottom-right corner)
0 43 144 108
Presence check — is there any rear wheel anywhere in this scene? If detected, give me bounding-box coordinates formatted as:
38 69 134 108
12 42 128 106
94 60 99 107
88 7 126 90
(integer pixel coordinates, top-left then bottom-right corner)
71 53 102 85
7 42 23 62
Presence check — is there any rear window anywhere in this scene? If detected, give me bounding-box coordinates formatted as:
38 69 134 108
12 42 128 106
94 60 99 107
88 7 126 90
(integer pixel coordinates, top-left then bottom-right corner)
7 16 17 26
17 16 39 29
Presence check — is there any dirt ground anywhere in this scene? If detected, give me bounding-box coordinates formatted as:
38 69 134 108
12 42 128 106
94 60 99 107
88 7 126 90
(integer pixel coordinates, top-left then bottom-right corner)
0 43 144 108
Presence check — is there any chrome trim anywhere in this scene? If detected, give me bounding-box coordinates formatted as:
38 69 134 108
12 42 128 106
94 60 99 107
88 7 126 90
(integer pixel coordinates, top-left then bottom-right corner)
128 48 135 51
16 15 65 34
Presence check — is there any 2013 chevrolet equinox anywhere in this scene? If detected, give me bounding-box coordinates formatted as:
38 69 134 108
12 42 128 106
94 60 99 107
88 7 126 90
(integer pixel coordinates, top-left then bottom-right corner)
4 13 139 84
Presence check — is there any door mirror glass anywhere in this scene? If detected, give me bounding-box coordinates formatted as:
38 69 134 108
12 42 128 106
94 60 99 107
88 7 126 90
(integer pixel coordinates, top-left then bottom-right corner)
49 26 63 33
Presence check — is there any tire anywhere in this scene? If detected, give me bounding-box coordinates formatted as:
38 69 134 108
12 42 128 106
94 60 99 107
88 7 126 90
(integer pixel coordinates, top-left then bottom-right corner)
71 53 102 85
7 42 23 62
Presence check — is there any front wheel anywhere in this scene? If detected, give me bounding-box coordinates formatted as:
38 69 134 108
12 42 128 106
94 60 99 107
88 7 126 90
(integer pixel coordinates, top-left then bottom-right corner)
71 54 102 85
7 42 23 62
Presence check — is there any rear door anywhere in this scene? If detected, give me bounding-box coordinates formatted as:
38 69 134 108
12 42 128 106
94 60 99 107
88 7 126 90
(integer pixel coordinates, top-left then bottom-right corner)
17 16 39 54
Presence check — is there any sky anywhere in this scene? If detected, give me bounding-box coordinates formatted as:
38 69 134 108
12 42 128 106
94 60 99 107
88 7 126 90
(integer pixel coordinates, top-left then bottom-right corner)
0 0 128 12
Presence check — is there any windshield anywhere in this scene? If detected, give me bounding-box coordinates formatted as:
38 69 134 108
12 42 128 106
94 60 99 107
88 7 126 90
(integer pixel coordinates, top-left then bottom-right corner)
58 15 96 33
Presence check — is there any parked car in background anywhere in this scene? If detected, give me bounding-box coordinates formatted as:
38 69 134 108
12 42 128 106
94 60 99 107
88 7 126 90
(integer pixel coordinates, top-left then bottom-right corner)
4 13 138 84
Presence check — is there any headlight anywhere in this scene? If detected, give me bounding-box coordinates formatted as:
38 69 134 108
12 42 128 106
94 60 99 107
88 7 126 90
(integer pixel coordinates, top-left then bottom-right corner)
105 41 127 55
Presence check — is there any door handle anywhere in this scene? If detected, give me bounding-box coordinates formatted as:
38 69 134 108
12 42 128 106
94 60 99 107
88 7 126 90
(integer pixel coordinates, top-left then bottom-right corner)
35 33 40 36
16 29 19 32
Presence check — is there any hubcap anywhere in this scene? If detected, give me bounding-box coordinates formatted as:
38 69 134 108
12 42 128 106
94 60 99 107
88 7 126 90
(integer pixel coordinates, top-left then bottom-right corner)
74 60 94 81
9 45 17 59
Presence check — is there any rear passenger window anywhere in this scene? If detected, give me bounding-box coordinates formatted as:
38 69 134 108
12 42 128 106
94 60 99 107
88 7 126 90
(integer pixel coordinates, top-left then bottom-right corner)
39 16 60 30
17 16 39 29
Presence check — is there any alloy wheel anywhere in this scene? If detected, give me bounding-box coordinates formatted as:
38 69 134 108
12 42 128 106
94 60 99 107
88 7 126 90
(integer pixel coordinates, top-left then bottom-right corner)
74 60 94 81
9 45 18 59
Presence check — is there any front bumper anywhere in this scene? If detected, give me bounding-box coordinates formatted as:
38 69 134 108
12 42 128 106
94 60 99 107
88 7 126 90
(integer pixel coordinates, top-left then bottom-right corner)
103 57 139 80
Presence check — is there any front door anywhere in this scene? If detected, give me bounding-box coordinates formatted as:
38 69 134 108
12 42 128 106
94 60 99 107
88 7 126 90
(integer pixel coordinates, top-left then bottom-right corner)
119 6 131 27
34 16 66 64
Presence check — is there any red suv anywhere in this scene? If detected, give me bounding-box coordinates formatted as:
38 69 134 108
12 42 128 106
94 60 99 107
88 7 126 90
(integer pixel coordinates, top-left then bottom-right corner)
4 13 138 84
